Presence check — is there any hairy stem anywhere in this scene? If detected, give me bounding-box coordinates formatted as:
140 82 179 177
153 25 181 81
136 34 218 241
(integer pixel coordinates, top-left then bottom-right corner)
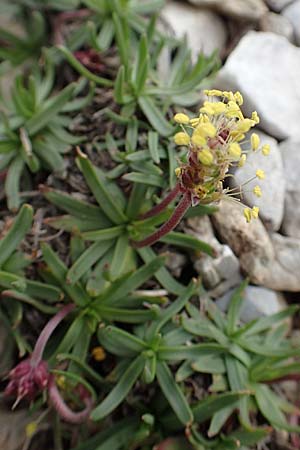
132 192 191 248
31 304 75 367
139 184 181 220
48 375 94 424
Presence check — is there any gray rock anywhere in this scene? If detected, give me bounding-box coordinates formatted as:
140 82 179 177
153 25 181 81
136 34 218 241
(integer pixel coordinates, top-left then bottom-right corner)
165 250 187 277
184 216 242 296
216 31 300 139
161 2 228 60
265 0 294 12
282 0 300 45
280 139 300 238
259 12 294 41
217 285 287 322
232 131 285 231
188 0 267 21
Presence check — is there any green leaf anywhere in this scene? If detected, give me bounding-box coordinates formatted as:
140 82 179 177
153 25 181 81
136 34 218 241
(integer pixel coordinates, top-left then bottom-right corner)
0 204 32 268
132 34 149 94
192 354 226 374
126 183 147 220
1 290 57 315
99 306 156 323
97 325 147 357
46 215 102 232
158 343 225 362
123 171 164 187
138 96 174 137
156 361 193 425
114 66 126 104
81 225 125 241
208 404 236 437
5 156 24 211
67 240 114 285
77 154 127 224
90 354 145 421
112 12 129 70
110 234 130 278
160 232 215 256
148 131 159 164
227 280 248 335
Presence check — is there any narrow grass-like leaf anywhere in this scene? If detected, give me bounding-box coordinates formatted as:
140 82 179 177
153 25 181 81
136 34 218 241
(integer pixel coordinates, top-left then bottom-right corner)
81 225 125 241
0 204 32 268
160 231 215 256
5 155 24 211
156 361 193 425
138 96 174 137
208 404 236 437
1 290 57 314
114 66 126 104
227 280 248 335
90 354 145 421
192 354 226 374
99 306 156 323
123 171 164 187
158 343 225 362
126 183 147 219
98 325 147 357
148 131 159 164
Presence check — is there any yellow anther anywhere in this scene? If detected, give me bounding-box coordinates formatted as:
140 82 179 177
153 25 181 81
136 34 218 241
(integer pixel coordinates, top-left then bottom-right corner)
262 144 270 156
253 185 262 197
192 133 206 146
244 208 252 223
238 154 247 167
174 132 190 146
199 102 215 115
198 148 214 166
26 422 38 438
222 91 235 101
235 118 256 133
252 206 260 219
211 102 227 115
174 113 190 124
199 113 210 123
226 101 243 119
251 133 260 151
228 142 241 159
92 346 106 361
175 167 181 177
251 111 260 124
234 91 243 105
197 122 217 138
190 118 200 127
204 89 223 97
256 169 265 180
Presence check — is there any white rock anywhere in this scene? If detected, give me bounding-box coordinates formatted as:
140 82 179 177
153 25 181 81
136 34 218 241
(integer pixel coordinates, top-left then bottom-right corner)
161 2 228 60
280 139 300 237
216 31 300 139
265 0 295 12
188 0 267 20
259 12 294 41
232 131 285 231
217 285 287 321
282 0 300 45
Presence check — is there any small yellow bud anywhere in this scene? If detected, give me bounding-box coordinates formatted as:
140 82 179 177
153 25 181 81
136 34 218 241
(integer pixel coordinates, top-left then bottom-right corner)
190 117 200 127
252 206 260 219
192 133 206 146
238 154 247 167
204 89 223 97
174 132 190 146
174 113 190 124
198 148 214 166
175 167 181 177
26 422 37 438
228 142 242 159
256 169 265 180
234 91 243 105
198 122 217 137
262 144 270 156
253 185 262 197
244 208 252 223
251 111 260 124
251 133 260 151
92 346 106 361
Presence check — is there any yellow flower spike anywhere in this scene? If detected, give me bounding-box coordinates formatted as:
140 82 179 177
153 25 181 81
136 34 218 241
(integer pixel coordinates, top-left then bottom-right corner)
262 144 270 156
256 169 265 180
192 133 207 146
251 133 260 151
253 185 262 197
251 111 260 124
92 346 106 362
244 208 252 223
234 91 243 105
238 154 247 167
204 89 223 97
26 422 38 438
252 206 260 219
174 132 190 146
228 142 242 159
198 148 214 166
174 113 190 124
190 117 200 127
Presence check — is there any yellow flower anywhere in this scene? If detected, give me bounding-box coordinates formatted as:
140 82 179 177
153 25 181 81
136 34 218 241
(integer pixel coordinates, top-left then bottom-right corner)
256 169 265 180
174 113 190 124
244 208 252 223
198 148 214 166
26 422 37 438
234 91 243 105
92 346 106 361
252 206 260 219
253 185 262 197
174 132 190 146
251 111 260 124
251 133 260 151
238 154 247 167
262 144 270 156
192 133 206 146
228 142 241 159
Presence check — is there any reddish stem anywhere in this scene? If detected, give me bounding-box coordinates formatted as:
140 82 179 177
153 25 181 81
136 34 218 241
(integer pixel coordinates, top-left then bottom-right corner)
48 375 93 424
31 304 75 367
132 192 191 248
140 184 181 220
